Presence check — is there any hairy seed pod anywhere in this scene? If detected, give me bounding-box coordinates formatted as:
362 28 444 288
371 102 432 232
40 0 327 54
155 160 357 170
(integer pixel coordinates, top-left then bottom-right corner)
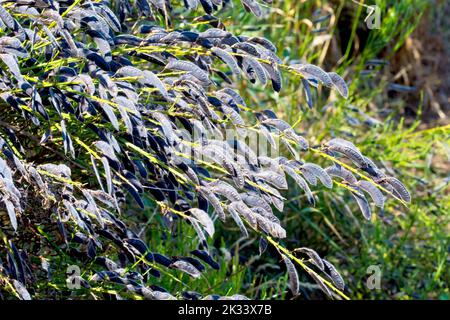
166 60 210 84
307 269 332 298
356 180 385 208
208 180 242 202
211 47 241 77
385 177 411 202
325 165 358 184
284 129 309 151
292 64 333 87
220 88 247 107
301 163 332 188
242 56 267 85
170 260 202 278
261 118 292 132
232 41 260 57
283 165 315 205
322 259 345 291
241 192 273 214
326 139 367 168
328 72 349 98
229 201 257 228
296 247 324 271
198 187 225 221
190 208 215 237
282 254 299 295
351 191 371 220
227 204 249 238
256 170 288 189
248 36 277 52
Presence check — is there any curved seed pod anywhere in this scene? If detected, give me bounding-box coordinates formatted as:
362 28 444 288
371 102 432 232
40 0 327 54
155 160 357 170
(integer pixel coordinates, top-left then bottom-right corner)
256 170 288 189
328 72 349 99
232 42 260 57
152 112 175 145
220 88 247 107
0 5 15 29
189 208 215 237
258 156 282 171
208 180 242 202
307 269 332 298
231 165 246 190
293 64 332 87
384 177 411 203
0 53 22 79
259 182 284 211
166 60 210 84
199 28 231 39
284 129 309 151
221 105 246 130
376 179 393 191
115 65 143 78
301 78 314 109
142 287 177 300
12 280 31 300
327 138 359 149
324 165 358 184
4 199 17 231
296 247 324 271
351 191 371 220
241 192 273 214
252 206 279 224
227 204 249 238
356 180 385 208
189 218 208 246
115 100 133 135
301 163 332 188
170 260 202 278
190 250 220 270
270 221 287 239
198 186 225 221
261 118 292 132
184 166 200 185
211 47 240 76
241 0 263 17
230 139 258 166
242 56 267 85
283 165 315 205
229 201 257 228
326 140 367 168
259 237 268 255
255 214 285 238
322 259 345 291
262 62 282 92
99 102 120 130
281 140 297 159
200 145 237 180
258 124 276 148
248 36 277 52
360 156 381 177
100 156 113 195
141 70 168 98
281 254 299 295
299 166 317 186
92 3 121 32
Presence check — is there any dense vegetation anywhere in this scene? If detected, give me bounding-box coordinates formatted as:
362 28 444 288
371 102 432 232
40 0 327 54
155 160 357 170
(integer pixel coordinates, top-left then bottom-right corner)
0 0 448 300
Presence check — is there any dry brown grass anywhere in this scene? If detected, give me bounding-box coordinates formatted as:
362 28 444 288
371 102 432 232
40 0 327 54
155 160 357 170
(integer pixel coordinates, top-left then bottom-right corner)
389 0 449 126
